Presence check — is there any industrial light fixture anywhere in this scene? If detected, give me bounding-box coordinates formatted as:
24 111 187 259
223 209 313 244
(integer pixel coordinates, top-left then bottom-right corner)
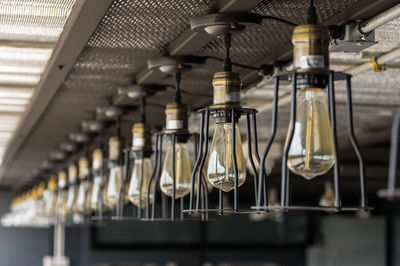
127 91 156 219
65 163 79 223
56 170 68 222
44 175 58 219
146 56 209 220
74 156 91 218
184 13 264 213
256 0 369 212
90 147 105 218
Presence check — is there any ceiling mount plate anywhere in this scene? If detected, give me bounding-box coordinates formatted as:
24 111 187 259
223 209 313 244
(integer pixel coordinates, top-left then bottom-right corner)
40 160 54 171
114 84 167 107
147 56 206 74
59 141 77 153
49 150 66 162
69 132 90 144
81 120 104 134
96 106 121 121
118 84 166 98
190 13 262 36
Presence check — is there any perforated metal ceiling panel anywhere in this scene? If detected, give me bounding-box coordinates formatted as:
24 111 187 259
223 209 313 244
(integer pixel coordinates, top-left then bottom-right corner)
2 0 399 189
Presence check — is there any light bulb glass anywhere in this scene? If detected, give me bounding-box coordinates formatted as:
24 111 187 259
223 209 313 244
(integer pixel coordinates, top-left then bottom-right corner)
66 185 77 214
160 142 192 198
106 165 123 207
207 123 246 192
286 88 335 179
75 180 92 214
128 157 154 208
319 182 335 207
102 183 111 210
90 175 103 211
56 191 67 220
44 189 57 217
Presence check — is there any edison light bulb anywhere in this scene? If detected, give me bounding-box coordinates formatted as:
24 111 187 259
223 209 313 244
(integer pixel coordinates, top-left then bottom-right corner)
56 171 68 220
66 164 78 215
286 88 335 180
75 157 91 214
319 182 335 207
128 157 154 208
207 123 246 192
160 141 192 198
44 175 58 217
106 165 123 206
90 149 104 211
106 137 123 207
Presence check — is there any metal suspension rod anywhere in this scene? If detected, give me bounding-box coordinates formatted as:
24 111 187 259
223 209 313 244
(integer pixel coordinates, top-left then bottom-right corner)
232 109 239 211
246 112 258 205
190 113 205 210
329 72 341 208
152 135 163 219
196 110 209 210
147 134 160 219
257 76 279 207
281 73 297 207
346 76 367 209
171 134 177 220
388 109 400 193
138 153 144 218
118 147 130 218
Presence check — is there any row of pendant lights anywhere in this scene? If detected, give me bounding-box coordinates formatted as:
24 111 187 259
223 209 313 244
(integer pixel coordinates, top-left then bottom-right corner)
7 0 375 226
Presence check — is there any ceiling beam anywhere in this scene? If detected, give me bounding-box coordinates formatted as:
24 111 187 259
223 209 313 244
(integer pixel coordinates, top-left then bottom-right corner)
136 0 263 84
0 0 114 182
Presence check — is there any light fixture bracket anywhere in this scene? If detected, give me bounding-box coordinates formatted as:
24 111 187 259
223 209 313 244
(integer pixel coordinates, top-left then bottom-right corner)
147 56 206 74
190 12 261 36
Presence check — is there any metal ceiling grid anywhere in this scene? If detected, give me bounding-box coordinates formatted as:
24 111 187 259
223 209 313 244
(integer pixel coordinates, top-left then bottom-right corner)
2 0 399 189
0 0 76 42
1 0 217 186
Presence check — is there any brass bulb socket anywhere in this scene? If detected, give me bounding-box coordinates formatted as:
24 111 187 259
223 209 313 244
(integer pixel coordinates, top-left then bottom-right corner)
78 157 89 179
165 102 189 134
48 175 57 191
92 149 103 171
108 136 120 160
58 170 67 188
132 122 152 152
32 186 39 199
292 24 330 73
68 164 78 183
212 71 242 108
38 183 45 198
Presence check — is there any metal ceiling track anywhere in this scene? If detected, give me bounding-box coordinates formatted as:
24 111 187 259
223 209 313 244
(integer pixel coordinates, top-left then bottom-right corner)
0 0 115 183
136 0 263 84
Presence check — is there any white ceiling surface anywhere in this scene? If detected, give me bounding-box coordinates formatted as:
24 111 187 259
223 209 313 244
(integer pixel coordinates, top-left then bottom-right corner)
0 0 76 163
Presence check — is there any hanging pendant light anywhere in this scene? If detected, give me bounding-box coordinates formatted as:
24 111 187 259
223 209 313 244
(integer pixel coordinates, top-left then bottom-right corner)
146 56 208 220
127 92 156 219
106 136 124 209
256 0 370 212
74 156 91 218
44 175 58 219
184 13 264 214
65 163 79 223
56 170 68 222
